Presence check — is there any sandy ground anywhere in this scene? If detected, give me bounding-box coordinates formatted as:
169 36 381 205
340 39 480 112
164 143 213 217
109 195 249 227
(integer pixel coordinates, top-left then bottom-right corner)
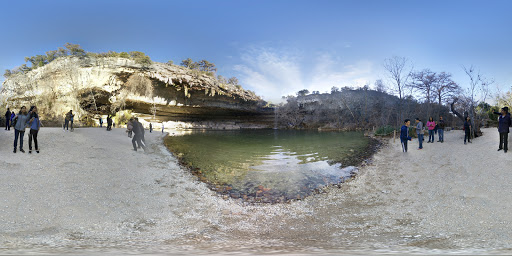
1 127 512 255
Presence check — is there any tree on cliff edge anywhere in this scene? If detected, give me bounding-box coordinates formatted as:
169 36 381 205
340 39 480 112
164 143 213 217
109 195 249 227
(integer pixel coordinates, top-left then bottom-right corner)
64 43 86 56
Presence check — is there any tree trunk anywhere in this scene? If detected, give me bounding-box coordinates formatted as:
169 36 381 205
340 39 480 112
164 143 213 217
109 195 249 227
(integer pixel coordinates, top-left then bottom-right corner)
450 98 465 122
451 98 480 137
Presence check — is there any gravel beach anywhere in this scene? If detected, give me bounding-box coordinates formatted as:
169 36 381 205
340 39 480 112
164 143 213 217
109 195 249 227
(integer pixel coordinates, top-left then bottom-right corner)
1 127 511 255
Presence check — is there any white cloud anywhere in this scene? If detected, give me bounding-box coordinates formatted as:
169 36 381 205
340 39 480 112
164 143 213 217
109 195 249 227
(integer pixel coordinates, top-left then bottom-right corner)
234 47 375 103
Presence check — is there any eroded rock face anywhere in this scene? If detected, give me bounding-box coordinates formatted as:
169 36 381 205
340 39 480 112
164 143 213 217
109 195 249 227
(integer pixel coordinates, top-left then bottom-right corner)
1 56 273 128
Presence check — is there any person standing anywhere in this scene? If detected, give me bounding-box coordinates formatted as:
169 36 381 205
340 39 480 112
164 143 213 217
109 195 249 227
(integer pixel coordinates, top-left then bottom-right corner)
131 117 146 151
161 122 164 134
437 116 445 143
64 110 73 131
464 116 472 145
13 106 30 153
426 117 436 143
400 119 412 152
99 116 103 127
126 118 133 138
70 110 74 131
149 123 152 133
106 115 112 131
495 107 512 153
415 118 424 150
10 112 15 127
5 108 11 130
28 106 42 153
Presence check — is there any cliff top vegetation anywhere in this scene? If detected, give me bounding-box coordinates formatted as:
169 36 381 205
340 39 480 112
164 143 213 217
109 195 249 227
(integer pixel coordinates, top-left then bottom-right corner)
3 43 244 93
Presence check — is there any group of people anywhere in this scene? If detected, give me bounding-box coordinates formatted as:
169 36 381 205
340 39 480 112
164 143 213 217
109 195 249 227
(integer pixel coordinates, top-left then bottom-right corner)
400 107 512 153
5 106 42 153
4 107 159 153
63 110 74 131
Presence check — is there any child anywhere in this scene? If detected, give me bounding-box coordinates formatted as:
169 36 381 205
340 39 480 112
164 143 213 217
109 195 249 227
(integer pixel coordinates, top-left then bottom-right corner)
464 116 472 144
400 119 412 152
426 117 436 143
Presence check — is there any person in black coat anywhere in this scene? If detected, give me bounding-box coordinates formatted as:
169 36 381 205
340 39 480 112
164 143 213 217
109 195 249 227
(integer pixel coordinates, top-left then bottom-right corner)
494 107 512 153
464 116 472 145
5 108 11 130
131 118 146 152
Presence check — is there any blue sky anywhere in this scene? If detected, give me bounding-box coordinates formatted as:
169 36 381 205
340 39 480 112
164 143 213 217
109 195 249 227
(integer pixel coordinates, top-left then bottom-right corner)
1 0 511 103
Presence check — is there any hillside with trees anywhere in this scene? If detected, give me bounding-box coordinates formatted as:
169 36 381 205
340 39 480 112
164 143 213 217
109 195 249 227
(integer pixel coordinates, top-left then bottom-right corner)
276 56 502 137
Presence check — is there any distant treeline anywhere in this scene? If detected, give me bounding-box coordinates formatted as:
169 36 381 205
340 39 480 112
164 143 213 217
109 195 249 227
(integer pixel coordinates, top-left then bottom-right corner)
276 87 499 131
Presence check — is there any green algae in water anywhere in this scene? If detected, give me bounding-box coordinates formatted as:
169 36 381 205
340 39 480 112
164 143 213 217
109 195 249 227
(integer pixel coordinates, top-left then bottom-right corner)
165 129 369 202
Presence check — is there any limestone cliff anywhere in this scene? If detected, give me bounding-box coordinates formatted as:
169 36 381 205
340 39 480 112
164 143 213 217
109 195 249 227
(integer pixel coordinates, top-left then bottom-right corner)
1 56 273 128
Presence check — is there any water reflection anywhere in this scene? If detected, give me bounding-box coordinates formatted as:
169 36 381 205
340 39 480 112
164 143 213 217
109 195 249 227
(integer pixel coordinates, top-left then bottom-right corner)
165 129 368 202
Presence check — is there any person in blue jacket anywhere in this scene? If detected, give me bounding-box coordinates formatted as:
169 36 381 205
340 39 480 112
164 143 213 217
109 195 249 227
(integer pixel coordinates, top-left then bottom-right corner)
494 107 512 153
400 119 412 152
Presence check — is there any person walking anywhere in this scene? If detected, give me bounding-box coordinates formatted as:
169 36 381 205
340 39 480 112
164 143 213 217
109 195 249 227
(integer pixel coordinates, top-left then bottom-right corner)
426 117 436 143
13 106 30 153
131 118 146 152
415 118 424 150
5 108 11 130
464 116 472 144
495 107 512 153
400 119 412 152
28 106 42 153
437 116 445 143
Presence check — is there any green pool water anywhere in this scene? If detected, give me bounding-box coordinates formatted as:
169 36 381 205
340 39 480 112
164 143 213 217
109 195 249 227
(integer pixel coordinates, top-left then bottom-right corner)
165 129 369 202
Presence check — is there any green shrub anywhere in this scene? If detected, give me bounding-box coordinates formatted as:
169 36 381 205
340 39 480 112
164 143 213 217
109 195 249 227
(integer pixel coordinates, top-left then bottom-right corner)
375 125 395 136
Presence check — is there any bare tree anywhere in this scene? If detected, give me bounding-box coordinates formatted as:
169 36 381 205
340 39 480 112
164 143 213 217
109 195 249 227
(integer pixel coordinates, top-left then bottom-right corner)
383 56 412 100
374 79 386 93
383 56 412 125
409 69 437 117
433 72 461 106
461 65 494 136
